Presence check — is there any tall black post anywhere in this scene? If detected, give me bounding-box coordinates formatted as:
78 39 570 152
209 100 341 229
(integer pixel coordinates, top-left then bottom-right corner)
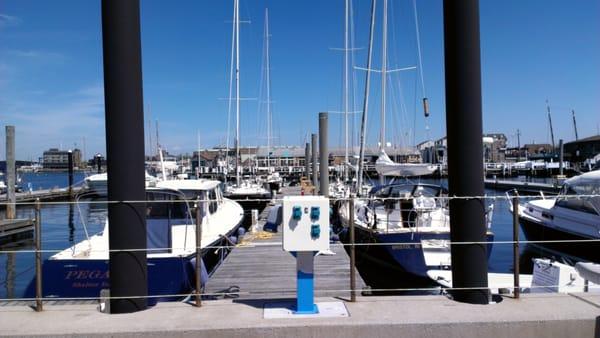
311 133 318 190
319 113 329 197
305 143 310 179
443 0 489 304
102 0 148 313
67 150 74 198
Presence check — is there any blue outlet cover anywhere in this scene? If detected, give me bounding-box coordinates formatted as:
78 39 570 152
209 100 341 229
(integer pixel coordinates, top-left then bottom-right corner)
310 224 320 238
292 206 302 220
310 206 320 220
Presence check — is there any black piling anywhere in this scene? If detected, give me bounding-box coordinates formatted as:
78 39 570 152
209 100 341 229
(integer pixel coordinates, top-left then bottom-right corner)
311 133 318 190
5 126 16 219
101 0 148 313
305 143 310 180
96 154 102 174
559 139 564 176
319 112 329 197
443 0 489 304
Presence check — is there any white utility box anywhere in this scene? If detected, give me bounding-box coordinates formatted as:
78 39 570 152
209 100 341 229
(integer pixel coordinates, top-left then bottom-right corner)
282 196 330 252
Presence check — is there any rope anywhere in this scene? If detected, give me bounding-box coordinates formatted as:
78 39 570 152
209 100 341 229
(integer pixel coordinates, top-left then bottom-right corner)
2 238 599 255
2 283 599 303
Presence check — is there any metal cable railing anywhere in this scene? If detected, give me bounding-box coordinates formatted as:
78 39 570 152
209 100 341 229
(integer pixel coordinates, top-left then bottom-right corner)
1 192 599 310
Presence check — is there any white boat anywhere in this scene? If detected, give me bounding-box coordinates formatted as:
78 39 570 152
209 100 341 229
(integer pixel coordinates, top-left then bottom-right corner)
338 182 495 279
375 150 437 177
427 258 599 295
516 169 600 262
84 172 159 196
25 182 244 302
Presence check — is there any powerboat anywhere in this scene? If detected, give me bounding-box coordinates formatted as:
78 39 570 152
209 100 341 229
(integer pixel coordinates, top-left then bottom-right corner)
338 182 494 280
517 170 600 262
25 182 244 303
223 178 272 213
84 172 159 197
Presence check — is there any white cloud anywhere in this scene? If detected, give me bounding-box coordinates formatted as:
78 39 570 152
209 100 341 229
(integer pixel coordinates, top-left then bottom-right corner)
0 13 21 27
0 84 107 159
3 49 66 62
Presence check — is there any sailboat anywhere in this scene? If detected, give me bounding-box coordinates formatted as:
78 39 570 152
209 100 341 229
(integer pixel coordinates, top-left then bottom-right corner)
339 0 494 284
222 0 271 213
260 8 283 195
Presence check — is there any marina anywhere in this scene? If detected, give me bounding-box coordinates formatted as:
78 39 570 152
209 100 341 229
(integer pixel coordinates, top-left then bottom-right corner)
0 0 599 336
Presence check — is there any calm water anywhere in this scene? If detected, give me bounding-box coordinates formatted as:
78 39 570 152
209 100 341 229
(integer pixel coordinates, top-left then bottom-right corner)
0 172 558 299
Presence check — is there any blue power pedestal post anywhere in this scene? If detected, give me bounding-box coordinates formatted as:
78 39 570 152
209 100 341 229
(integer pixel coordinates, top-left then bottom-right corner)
293 251 318 314
282 196 330 315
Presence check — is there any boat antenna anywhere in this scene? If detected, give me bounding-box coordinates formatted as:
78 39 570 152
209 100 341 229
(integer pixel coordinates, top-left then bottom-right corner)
356 0 377 196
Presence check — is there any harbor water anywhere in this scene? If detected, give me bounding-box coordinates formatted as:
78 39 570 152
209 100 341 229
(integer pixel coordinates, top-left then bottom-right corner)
0 172 569 300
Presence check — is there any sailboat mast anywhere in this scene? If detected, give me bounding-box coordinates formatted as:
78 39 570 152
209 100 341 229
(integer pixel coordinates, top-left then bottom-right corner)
379 0 388 184
265 8 272 174
572 109 579 141
344 0 350 182
546 100 556 152
235 0 241 186
356 0 377 195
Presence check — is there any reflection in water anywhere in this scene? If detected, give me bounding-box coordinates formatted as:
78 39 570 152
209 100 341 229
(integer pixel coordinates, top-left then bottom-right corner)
68 203 75 244
4 252 15 298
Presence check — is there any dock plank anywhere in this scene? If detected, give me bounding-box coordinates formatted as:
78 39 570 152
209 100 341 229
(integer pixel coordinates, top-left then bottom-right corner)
205 187 365 300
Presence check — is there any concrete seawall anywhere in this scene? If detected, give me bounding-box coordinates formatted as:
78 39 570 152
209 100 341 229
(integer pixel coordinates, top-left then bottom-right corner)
1 294 598 337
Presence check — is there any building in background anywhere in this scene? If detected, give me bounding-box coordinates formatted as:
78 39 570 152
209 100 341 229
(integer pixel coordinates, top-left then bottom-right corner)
42 148 82 169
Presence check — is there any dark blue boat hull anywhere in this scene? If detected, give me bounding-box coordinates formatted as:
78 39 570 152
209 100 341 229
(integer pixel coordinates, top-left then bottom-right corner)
24 256 201 305
377 231 494 278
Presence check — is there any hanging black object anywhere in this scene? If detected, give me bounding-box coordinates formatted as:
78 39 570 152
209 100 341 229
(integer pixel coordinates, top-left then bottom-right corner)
422 97 430 117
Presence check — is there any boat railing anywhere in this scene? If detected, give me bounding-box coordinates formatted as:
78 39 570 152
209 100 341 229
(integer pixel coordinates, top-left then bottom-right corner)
2 192 600 309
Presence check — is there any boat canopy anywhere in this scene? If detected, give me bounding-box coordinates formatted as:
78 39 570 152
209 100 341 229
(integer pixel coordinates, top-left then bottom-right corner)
375 150 436 177
560 170 600 214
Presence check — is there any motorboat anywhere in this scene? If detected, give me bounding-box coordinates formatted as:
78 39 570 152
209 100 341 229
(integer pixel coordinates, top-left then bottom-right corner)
223 179 272 213
84 172 159 197
516 170 600 262
338 182 494 280
25 182 244 303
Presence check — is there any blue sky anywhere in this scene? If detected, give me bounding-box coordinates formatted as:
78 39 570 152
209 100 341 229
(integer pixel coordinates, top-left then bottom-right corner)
0 0 598 161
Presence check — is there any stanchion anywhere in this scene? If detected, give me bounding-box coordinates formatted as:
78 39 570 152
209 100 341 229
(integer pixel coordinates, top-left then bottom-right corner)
349 195 356 302
512 196 520 299
34 198 43 312
195 201 203 307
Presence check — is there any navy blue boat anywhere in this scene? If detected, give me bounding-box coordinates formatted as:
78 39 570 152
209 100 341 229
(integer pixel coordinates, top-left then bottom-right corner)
25 182 244 303
338 183 494 282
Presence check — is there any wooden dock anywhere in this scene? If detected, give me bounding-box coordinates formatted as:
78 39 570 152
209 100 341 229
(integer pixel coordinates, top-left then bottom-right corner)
484 178 562 195
0 218 34 245
205 187 366 300
0 186 84 204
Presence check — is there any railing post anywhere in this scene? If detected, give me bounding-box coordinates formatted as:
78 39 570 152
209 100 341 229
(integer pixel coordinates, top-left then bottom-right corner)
34 198 43 312
195 200 203 307
512 196 520 299
349 195 356 302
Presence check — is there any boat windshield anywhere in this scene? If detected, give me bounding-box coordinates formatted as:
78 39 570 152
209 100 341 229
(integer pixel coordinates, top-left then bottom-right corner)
557 177 600 215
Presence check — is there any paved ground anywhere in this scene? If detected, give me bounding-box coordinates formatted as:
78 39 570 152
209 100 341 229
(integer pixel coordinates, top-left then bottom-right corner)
1 293 599 337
